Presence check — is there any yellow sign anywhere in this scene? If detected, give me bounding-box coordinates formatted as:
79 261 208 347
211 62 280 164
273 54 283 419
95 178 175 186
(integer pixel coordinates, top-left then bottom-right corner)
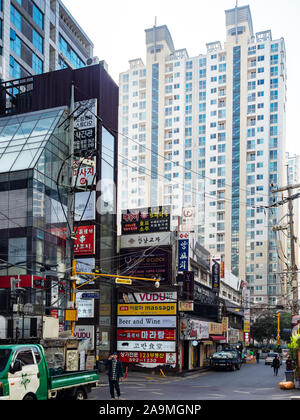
117 303 177 316
244 321 250 333
65 309 78 322
115 278 132 285
222 317 229 333
209 322 223 335
178 301 194 312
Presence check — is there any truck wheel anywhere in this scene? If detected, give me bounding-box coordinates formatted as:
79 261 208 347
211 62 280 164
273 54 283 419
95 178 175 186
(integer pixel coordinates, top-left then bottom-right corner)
23 394 36 400
74 388 86 400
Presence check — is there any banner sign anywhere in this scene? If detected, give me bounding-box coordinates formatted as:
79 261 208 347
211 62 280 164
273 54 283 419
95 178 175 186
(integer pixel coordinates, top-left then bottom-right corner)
74 225 95 255
178 232 189 272
180 318 209 340
120 232 171 249
121 206 170 235
118 352 176 365
244 332 250 346
117 316 176 328
117 329 176 341
73 159 96 187
209 322 223 335
117 341 176 352
120 248 171 283
74 99 97 152
117 303 176 316
180 207 195 232
212 261 220 292
119 292 177 304
74 191 95 221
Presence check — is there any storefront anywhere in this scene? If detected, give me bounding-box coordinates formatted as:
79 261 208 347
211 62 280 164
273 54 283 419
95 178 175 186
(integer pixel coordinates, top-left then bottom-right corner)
179 316 210 371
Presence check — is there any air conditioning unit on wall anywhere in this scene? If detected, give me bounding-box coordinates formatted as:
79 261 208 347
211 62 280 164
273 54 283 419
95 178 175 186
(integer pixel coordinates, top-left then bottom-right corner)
86 56 100 66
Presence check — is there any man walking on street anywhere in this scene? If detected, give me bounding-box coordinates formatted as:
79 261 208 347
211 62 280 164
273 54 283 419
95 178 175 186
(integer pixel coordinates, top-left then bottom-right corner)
107 352 124 400
271 355 280 376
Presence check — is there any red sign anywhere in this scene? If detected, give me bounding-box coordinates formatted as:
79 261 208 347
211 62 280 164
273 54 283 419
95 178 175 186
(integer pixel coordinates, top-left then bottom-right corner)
117 329 175 341
244 332 251 346
118 351 176 364
0 275 46 289
74 226 95 255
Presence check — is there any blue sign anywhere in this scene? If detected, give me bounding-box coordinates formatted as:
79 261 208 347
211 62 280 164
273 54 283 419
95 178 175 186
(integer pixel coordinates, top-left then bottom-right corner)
81 292 99 300
178 238 189 272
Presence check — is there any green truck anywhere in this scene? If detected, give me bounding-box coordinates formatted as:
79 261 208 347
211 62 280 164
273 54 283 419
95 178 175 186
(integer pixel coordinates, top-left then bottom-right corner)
0 344 100 400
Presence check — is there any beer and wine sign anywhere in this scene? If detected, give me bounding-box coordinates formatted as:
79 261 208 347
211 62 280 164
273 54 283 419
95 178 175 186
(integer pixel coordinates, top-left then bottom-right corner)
117 292 177 365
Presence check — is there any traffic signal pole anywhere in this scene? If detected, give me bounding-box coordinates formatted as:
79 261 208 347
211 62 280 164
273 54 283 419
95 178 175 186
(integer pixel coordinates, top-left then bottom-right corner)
70 260 160 336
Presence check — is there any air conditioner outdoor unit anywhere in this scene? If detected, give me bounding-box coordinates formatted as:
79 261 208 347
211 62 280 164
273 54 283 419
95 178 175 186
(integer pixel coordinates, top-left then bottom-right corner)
87 56 100 66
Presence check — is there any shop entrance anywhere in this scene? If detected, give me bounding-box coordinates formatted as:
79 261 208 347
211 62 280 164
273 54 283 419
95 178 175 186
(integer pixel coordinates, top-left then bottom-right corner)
183 341 189 370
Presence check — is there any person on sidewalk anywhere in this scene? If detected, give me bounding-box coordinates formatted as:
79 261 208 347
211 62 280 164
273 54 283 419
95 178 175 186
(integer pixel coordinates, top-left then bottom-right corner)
107 352 124 400
286 356 294 372
271 355 280 376
255 351 260 364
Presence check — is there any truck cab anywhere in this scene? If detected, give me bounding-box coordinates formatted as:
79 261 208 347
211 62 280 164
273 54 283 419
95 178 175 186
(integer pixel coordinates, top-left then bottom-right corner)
0 345 48 400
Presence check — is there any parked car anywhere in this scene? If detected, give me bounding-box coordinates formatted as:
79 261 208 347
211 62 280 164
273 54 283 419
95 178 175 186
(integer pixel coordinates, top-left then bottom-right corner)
265 352 282 366
210 351 242 371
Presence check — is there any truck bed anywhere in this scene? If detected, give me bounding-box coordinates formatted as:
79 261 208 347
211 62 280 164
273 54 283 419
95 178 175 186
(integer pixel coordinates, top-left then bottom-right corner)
49 370 99 391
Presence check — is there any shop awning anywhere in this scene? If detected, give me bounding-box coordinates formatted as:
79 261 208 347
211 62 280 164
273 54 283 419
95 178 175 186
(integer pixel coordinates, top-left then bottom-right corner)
210 335 227 342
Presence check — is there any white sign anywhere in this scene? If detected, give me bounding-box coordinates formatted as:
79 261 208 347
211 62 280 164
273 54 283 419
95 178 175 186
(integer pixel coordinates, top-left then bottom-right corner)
76 258 95 285
74 325 94 350
122 292 177 303
74 191 95 221
181 207 195 232
76 292 94 318
120 232 172 249
73 159 96 187
117 341 176 352
117 316 176 328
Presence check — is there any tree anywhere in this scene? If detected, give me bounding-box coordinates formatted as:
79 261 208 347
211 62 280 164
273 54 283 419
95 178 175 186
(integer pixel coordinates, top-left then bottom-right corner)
251 312 291 345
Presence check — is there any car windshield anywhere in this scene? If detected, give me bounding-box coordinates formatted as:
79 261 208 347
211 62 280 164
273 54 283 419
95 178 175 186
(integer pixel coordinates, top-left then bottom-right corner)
0 349 12 372
268 353 278 358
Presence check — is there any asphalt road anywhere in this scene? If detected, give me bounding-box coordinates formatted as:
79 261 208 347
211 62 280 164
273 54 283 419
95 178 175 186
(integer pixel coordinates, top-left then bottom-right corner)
90 361 300 401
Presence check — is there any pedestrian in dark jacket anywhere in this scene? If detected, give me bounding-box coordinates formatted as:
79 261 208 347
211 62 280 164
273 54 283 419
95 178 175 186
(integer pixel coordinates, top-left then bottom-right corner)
107 352 124 400
271 355 280 376
286 356 294 371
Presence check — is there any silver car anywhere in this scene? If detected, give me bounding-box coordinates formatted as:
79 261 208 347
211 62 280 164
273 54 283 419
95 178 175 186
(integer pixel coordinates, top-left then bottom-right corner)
265 352 282 365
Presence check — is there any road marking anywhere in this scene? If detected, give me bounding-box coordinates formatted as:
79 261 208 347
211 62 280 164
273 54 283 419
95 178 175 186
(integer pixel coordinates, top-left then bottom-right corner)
233 390 251 394
151 392 164 395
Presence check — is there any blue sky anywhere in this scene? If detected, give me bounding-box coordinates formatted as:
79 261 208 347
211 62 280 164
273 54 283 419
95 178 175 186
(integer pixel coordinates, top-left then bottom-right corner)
63 0 300 157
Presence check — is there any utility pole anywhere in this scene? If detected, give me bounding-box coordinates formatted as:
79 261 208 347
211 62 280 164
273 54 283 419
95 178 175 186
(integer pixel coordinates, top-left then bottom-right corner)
272 180 300 315
67 82 76 335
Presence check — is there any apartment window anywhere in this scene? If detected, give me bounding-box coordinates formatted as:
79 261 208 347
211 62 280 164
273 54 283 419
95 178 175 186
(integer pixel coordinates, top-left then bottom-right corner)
10 5 22 30
59 35 85 69
32 3 44 30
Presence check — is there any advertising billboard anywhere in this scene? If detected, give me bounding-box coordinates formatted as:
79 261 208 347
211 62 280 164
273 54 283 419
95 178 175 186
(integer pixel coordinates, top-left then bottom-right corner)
117 329 176 341
117 303 177 316
117 316 176 328
118 352 176 365
117 341 176 352
121 206 170 235
74 225 95 255
120 248 171 283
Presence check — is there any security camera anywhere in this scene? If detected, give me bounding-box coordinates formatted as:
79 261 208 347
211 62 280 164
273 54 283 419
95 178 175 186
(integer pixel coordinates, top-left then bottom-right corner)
155 281 160 289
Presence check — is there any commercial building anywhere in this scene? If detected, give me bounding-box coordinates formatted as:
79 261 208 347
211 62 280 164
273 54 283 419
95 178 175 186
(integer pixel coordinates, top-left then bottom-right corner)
118 4 289 310
0 63 119 365
117 207 244 373
0 0 93 81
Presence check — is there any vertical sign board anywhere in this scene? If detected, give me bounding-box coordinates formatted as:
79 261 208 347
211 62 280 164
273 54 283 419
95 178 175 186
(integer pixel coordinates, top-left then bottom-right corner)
178 232 189 272
74 99 97 153
183 271 194 301
212 261 220 292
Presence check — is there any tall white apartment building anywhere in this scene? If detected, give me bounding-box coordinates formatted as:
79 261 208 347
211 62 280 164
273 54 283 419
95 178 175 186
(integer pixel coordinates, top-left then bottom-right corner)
0 0 93 81
118 5 288 307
